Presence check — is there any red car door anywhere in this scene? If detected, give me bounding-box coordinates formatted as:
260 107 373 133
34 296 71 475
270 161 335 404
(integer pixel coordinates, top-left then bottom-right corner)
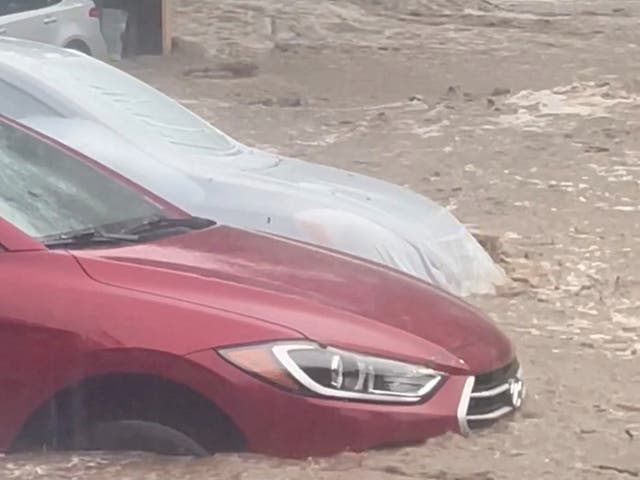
0 114 184 451
0 248 49 450
0 220 95 451
0 122 94 451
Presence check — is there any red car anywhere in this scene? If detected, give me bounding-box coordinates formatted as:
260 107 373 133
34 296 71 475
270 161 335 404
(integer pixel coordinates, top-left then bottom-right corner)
0 115 525 458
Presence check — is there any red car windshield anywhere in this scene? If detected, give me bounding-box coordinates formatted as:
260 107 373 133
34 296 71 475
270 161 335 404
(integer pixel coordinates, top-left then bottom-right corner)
0 120 164 240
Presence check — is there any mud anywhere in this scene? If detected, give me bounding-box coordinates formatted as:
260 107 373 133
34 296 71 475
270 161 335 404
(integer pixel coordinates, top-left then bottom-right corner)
3 0 639 478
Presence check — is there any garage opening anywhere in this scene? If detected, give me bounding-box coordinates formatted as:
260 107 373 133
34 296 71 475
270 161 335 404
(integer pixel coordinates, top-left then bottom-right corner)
96 0 172 59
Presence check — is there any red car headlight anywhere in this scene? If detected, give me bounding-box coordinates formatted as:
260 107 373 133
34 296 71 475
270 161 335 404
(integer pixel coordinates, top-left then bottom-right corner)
219 341 444 403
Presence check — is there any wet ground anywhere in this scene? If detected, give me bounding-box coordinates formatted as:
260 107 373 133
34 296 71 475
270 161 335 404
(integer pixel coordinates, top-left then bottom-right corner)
3 0 639 478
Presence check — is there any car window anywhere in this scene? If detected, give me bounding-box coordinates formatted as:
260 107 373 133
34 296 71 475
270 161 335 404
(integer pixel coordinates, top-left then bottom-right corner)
0 0 60 16
0 120 163 239
0 79 62 119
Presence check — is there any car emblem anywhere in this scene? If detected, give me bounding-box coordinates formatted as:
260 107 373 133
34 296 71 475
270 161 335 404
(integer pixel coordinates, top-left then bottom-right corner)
508 377 525 409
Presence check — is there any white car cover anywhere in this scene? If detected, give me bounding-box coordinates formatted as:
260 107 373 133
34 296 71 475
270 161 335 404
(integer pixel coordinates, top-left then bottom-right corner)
0 37 507 296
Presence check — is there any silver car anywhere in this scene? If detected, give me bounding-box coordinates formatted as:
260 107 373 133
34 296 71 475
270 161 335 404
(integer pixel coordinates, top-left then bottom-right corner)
0 37 507 297
0 0 107 57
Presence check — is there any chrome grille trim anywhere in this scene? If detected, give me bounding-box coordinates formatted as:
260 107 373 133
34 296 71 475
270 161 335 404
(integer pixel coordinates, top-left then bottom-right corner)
467 405 514 421
456 376 475 436
468 382 510 398
459 362 524 434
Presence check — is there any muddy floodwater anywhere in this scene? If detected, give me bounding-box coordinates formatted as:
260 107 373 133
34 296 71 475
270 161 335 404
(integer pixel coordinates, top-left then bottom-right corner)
4 0 640 478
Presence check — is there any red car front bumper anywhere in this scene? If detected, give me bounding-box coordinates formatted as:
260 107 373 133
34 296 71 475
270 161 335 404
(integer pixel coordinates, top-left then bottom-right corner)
186 349 469 458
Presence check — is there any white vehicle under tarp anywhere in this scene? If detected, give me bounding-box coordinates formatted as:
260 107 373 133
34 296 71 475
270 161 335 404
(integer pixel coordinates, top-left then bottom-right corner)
0 37 507 296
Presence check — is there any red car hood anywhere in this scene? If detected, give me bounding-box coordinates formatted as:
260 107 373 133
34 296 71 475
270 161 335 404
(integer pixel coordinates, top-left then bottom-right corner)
73 226 513 373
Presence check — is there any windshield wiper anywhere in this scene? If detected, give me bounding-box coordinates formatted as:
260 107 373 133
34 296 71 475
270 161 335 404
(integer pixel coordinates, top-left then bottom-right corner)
43 216 215 249
120 215 215 236
43 230 141 249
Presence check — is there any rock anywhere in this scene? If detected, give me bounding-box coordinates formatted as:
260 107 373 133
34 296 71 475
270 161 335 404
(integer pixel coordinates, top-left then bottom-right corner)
276 95 304 107
183 61 259 80
373 111 390 123
496 283 527 298
469 229 503 263
274 41 297 53
248 97 276 107
594 465 639 477
183 65 215 78
171 36 212 60
491 86 512 96
377 465 412 477
445 85 462 99
583 145 610 153
617 403 640 413
248 95 304 108
216 60 260 78
320 452 364 471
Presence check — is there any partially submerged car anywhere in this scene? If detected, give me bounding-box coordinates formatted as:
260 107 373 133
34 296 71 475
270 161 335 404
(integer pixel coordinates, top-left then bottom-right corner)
0 36 507 297
0 115 524 458
0 0 107 57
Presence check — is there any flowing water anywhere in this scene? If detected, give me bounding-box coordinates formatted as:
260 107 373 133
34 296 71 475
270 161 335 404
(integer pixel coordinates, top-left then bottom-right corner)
4 1 640 478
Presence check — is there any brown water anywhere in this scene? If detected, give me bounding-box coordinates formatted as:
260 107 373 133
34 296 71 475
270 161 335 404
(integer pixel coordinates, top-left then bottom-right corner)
4 0 640 478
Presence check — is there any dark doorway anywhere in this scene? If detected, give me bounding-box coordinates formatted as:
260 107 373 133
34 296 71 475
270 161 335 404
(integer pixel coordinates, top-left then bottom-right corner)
96 0 166 58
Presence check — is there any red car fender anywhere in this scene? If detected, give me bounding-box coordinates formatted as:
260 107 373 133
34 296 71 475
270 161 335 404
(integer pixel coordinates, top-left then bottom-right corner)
0 347 242 452
184 348 469 458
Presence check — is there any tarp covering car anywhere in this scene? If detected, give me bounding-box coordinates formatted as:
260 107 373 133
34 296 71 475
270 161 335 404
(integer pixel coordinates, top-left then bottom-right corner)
0 37 507 296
